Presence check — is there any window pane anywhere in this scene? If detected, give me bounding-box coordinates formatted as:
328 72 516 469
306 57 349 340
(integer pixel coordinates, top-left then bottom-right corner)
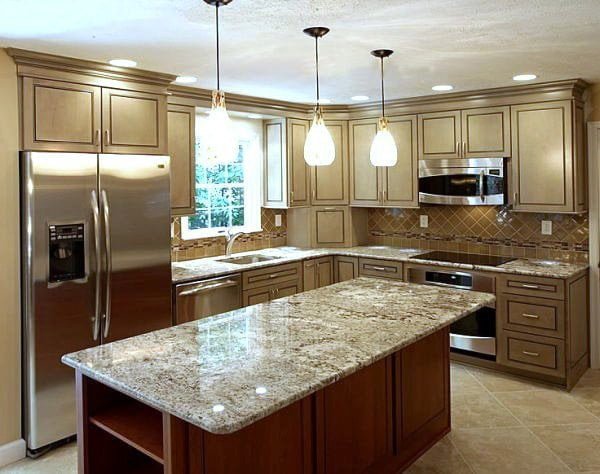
206 164 227 184
231 187 244 206
227 163 244 183
188 209 209 230
232 207 245 226
209 187 230 208
196 188 209 209
210 208 229 228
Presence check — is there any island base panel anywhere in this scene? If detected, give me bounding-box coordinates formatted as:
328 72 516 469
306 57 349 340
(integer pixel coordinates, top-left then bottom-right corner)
76 327 450 474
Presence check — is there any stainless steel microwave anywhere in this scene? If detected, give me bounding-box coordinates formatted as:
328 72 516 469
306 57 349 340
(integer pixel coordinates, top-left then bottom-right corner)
418 158 506 205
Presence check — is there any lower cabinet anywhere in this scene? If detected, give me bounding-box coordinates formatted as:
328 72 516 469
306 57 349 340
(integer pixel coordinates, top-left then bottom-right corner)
242 262 303 306
303 257 333 292
358 258 403 280
334 256 359 282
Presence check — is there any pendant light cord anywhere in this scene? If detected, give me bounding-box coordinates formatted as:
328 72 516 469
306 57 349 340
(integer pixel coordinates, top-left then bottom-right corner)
380 57 385 118
315 36 320 104
215 3 220 91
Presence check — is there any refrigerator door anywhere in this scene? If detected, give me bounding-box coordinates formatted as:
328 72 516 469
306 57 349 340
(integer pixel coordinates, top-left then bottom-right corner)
22 152 101 451
98 154 172 343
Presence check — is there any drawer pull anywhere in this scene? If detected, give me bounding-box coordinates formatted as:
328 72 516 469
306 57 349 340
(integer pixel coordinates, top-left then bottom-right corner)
522 350 540 357
269 274 279 279
521 284 540 289
365 264 394 272
522 313 540 319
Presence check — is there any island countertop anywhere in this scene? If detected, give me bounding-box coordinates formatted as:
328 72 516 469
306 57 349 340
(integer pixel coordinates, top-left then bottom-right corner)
62 277 495 435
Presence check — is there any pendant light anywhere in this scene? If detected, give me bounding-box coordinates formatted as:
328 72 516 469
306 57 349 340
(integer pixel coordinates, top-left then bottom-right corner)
370 49 397 167
303 27 335 167
203 0 237 165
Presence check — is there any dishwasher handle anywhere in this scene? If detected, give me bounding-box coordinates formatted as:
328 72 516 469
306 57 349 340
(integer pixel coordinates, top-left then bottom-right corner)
179 279 239 297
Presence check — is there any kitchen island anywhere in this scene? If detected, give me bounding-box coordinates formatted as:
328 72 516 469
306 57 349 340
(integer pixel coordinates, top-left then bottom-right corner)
63 277 495 474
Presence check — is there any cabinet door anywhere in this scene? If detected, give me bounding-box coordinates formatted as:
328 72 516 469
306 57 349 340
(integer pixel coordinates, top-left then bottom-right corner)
461 106 510 158
168 104 196 216
382 115 419 208
22 77 101 152
511 101 574 212
418 110 461 160
263 118 288 208
311 121 349 205
334 256 358 282
101 88 167 155
273 280 301 300
287 118 311 207
243 287 272 306
315 257 333 288
349 119 381 206
311 207 348 247
303 259 317 292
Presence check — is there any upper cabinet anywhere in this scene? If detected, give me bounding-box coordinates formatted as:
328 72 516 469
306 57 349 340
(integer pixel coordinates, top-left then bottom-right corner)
21 78 168 155
349 115 418 208
22 77 102 152
418 107 510 160
263 117 348 208
511 100 586 213
168 104 196 216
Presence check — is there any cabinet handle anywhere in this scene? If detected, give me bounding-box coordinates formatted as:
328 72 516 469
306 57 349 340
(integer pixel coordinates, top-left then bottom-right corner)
95 129 101 146
382 190 387 202
463 141 467 157
513 192 518 204
268 273 279 279
456 141 460 157
104 130 110 146
290 191 294 204
521 284 540 289
522 350 540 357
312 189 316 202
522 313 540 319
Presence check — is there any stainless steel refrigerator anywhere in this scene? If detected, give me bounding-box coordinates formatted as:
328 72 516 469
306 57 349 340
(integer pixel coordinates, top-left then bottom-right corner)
21 152 173 454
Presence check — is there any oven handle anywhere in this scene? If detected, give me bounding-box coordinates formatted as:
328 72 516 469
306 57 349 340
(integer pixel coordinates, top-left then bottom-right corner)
179 279 239 297
479 170 485 203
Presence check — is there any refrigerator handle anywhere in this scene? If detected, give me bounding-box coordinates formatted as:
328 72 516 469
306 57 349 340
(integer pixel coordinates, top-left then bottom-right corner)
100 190 113 339
91 190 102 341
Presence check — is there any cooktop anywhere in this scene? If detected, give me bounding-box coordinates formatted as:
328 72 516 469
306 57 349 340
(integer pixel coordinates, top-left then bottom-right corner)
411 251 516 267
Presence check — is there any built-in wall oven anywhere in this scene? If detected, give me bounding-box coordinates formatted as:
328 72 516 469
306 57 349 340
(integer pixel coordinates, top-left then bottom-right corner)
406 265 496 359
419 158 506 205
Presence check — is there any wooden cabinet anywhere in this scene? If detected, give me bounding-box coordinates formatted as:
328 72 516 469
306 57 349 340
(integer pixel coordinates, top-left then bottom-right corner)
22 77 102 152
511 100 586 213
311 120 349 205
333 256 358 283
167 104 196 216
303 257 333 292
497 272 589 389
418 107 510 160
349 115 418 208
101 88 167 155
21 77 168 155
242 262 303 306
287 118 311 207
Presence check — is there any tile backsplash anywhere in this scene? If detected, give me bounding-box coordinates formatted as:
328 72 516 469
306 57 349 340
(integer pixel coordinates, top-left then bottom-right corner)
368 206 588 263
172 208 287 261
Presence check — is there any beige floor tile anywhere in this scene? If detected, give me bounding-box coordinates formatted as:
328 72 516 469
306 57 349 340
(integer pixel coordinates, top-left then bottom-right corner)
495 389 597 426
531 423 600 472
451 391 520 429
451 364 483 393
574 370 600 389
405 436 473 473
467 366 550 393
0 443 76 474
451 427 571 473
571 388 600 417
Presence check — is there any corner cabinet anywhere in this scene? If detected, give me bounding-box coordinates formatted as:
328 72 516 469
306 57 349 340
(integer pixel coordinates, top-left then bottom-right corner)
349 115 419 208
21 77 168 155
168 104 196 216
418 106 510 160
511 100 586 213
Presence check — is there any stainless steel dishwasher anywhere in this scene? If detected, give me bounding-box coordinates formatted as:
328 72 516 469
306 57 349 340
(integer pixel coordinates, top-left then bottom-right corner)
175 274 242 324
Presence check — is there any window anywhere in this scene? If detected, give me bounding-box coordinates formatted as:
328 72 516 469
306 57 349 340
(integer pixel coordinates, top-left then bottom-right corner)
181 115 262 239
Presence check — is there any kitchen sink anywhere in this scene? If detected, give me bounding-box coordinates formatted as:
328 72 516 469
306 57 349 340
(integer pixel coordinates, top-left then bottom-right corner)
218 254 282 265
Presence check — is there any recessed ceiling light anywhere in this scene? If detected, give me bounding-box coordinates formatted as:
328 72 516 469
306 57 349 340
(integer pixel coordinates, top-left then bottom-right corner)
317 98 332 104
351 95 370 101
174 75 198 84
513 74 537 81
247 113 262 119
108 59 137 68
432 85 454 92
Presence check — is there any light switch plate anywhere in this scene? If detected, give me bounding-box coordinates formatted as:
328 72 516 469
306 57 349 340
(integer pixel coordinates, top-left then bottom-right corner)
420 215 429 228
275 214 282 227
541 220 552 235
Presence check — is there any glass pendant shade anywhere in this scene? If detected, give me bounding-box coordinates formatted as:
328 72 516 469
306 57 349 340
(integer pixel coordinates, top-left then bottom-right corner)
304 107 335 166
204 90 238 166
370 118 397 166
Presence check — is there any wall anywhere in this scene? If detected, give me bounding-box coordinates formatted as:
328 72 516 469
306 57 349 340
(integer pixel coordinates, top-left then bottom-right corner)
0 50 22 450
368 206 588 263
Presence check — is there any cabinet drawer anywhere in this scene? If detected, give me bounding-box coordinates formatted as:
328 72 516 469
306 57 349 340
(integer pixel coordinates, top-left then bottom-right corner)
358 258 403 280
498 275 564 300
242 262 302 290
499 294 564 338
498 330 565 378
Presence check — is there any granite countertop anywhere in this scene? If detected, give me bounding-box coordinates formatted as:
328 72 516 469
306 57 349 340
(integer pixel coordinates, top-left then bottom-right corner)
62 277 495 435
172 246 589 284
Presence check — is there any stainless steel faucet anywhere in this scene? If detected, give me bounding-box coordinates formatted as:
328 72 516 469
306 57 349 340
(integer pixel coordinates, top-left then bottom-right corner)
222 228 244 255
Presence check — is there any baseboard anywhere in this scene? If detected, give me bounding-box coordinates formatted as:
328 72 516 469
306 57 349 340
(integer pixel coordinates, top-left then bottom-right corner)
0 439 26 468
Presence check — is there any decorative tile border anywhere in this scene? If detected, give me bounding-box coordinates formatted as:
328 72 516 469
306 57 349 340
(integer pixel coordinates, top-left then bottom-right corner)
172 209 287 261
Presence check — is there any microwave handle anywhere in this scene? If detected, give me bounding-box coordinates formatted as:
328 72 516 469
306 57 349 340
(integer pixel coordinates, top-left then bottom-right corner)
479 170 485 203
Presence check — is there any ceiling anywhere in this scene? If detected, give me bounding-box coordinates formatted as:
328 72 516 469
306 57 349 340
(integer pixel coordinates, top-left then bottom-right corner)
1 0 600 104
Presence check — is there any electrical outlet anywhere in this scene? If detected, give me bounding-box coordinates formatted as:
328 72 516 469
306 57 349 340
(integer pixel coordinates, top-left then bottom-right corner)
541 220 552 235
275 214 282 227
420 215 429 228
